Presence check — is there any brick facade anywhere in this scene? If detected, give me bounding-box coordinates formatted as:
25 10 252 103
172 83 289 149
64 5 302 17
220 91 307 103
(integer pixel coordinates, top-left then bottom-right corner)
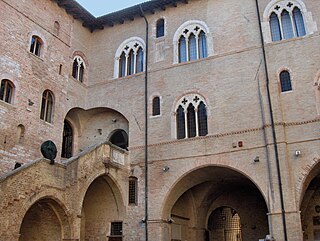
0 0 319 240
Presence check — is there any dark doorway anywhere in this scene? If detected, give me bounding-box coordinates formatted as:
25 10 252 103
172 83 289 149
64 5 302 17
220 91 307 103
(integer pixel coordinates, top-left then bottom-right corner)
61 120 73 158
110 130 128 150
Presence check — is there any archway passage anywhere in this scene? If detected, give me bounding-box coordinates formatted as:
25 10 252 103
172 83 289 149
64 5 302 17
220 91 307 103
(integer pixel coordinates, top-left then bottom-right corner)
164 166 269 241
110 130 128 150
19 198 70 241
61 120 73 158
81 176 125 241
301 174 320 241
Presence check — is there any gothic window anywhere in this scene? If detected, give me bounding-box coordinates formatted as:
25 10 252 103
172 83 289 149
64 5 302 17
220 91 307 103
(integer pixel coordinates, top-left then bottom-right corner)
40 90 54 123
115 37 145 78
30 35 43 57
175 94 208 139
152 97 160 116
0 79 14 104
280 70 292 92
281 10 294 39
61 120 73 158
128 177 138 205
267 1 308 42
270 12 282 41
176 105 186 139
156 18 165 38
178 36 187 63
293 7 306 37
119 52 126 78
198 101 208 136
174 21 211 64
136 47 144 73
72 56 85 82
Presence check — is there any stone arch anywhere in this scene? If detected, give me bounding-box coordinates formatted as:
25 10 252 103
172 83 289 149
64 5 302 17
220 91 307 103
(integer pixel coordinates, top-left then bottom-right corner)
79 174 126 241
19 196 71 241
161 165 269 241
64 107 129 154
298 157 320 240
162 164 269 219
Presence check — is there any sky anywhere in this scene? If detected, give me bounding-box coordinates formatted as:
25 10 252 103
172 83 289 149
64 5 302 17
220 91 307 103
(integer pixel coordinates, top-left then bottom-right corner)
75 0 149 17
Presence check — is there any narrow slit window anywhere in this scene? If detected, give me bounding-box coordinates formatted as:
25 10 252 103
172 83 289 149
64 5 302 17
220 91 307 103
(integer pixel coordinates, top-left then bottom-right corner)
127 50 135 76
119 52 126 78
152 97 160 116
128 177 138 205
136 48 144 73
198 101 208 136
199 31 208 59
61 120 73 158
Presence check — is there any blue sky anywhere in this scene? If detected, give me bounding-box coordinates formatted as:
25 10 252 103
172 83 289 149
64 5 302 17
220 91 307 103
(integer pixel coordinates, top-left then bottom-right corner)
75 0 149 17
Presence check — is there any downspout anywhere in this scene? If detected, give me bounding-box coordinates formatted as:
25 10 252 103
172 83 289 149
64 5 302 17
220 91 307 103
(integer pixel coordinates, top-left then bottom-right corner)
140 5 149 241
254 1 288 241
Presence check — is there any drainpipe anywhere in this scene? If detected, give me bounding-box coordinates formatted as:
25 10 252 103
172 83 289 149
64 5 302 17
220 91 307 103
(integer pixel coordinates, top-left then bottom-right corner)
140 5 149 241
254 1 288 241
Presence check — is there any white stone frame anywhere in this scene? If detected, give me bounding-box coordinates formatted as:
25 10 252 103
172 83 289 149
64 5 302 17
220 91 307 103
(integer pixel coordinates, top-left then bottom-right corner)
262 0 317 43
149 92 162 118
72 56 86 82
154 17 166 39
173 93 208 139
173 20 213 64
114 37 146 79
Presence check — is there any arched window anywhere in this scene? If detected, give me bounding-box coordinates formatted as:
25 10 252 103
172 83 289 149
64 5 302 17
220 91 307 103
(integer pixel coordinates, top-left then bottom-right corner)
198 101 208 136
281 10 294 39
174 21 211 63
176 105 185 139
53 21 60 36
30 35 43 57
72 56 85 82
280 70 292 92
199 31 208 59
270 12 282 41
136 48 144 73
152 97 160 116
128 177 138 205
40 90 54 123
0 79 14 104
127 50 135 76
293 7 306 37
115 37 145 78
110 130 128 150
61 120 73 158
178 36 187 63
156 19 165 38
188 34 197 61
119 52 126 78
265 1 309 42
175 94 208 139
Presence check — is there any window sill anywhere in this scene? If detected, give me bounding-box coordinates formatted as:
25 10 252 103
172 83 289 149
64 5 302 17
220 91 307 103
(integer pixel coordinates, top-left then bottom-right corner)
115 72 144 80
280 90 293 94
173 56 209 66
28 52 44 61
0 100 15 110
40 119 54 127
265 34 313 46
150 114 161 119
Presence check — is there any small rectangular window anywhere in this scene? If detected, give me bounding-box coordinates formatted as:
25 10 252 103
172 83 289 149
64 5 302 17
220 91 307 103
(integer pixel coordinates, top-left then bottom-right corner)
111 222 123 236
